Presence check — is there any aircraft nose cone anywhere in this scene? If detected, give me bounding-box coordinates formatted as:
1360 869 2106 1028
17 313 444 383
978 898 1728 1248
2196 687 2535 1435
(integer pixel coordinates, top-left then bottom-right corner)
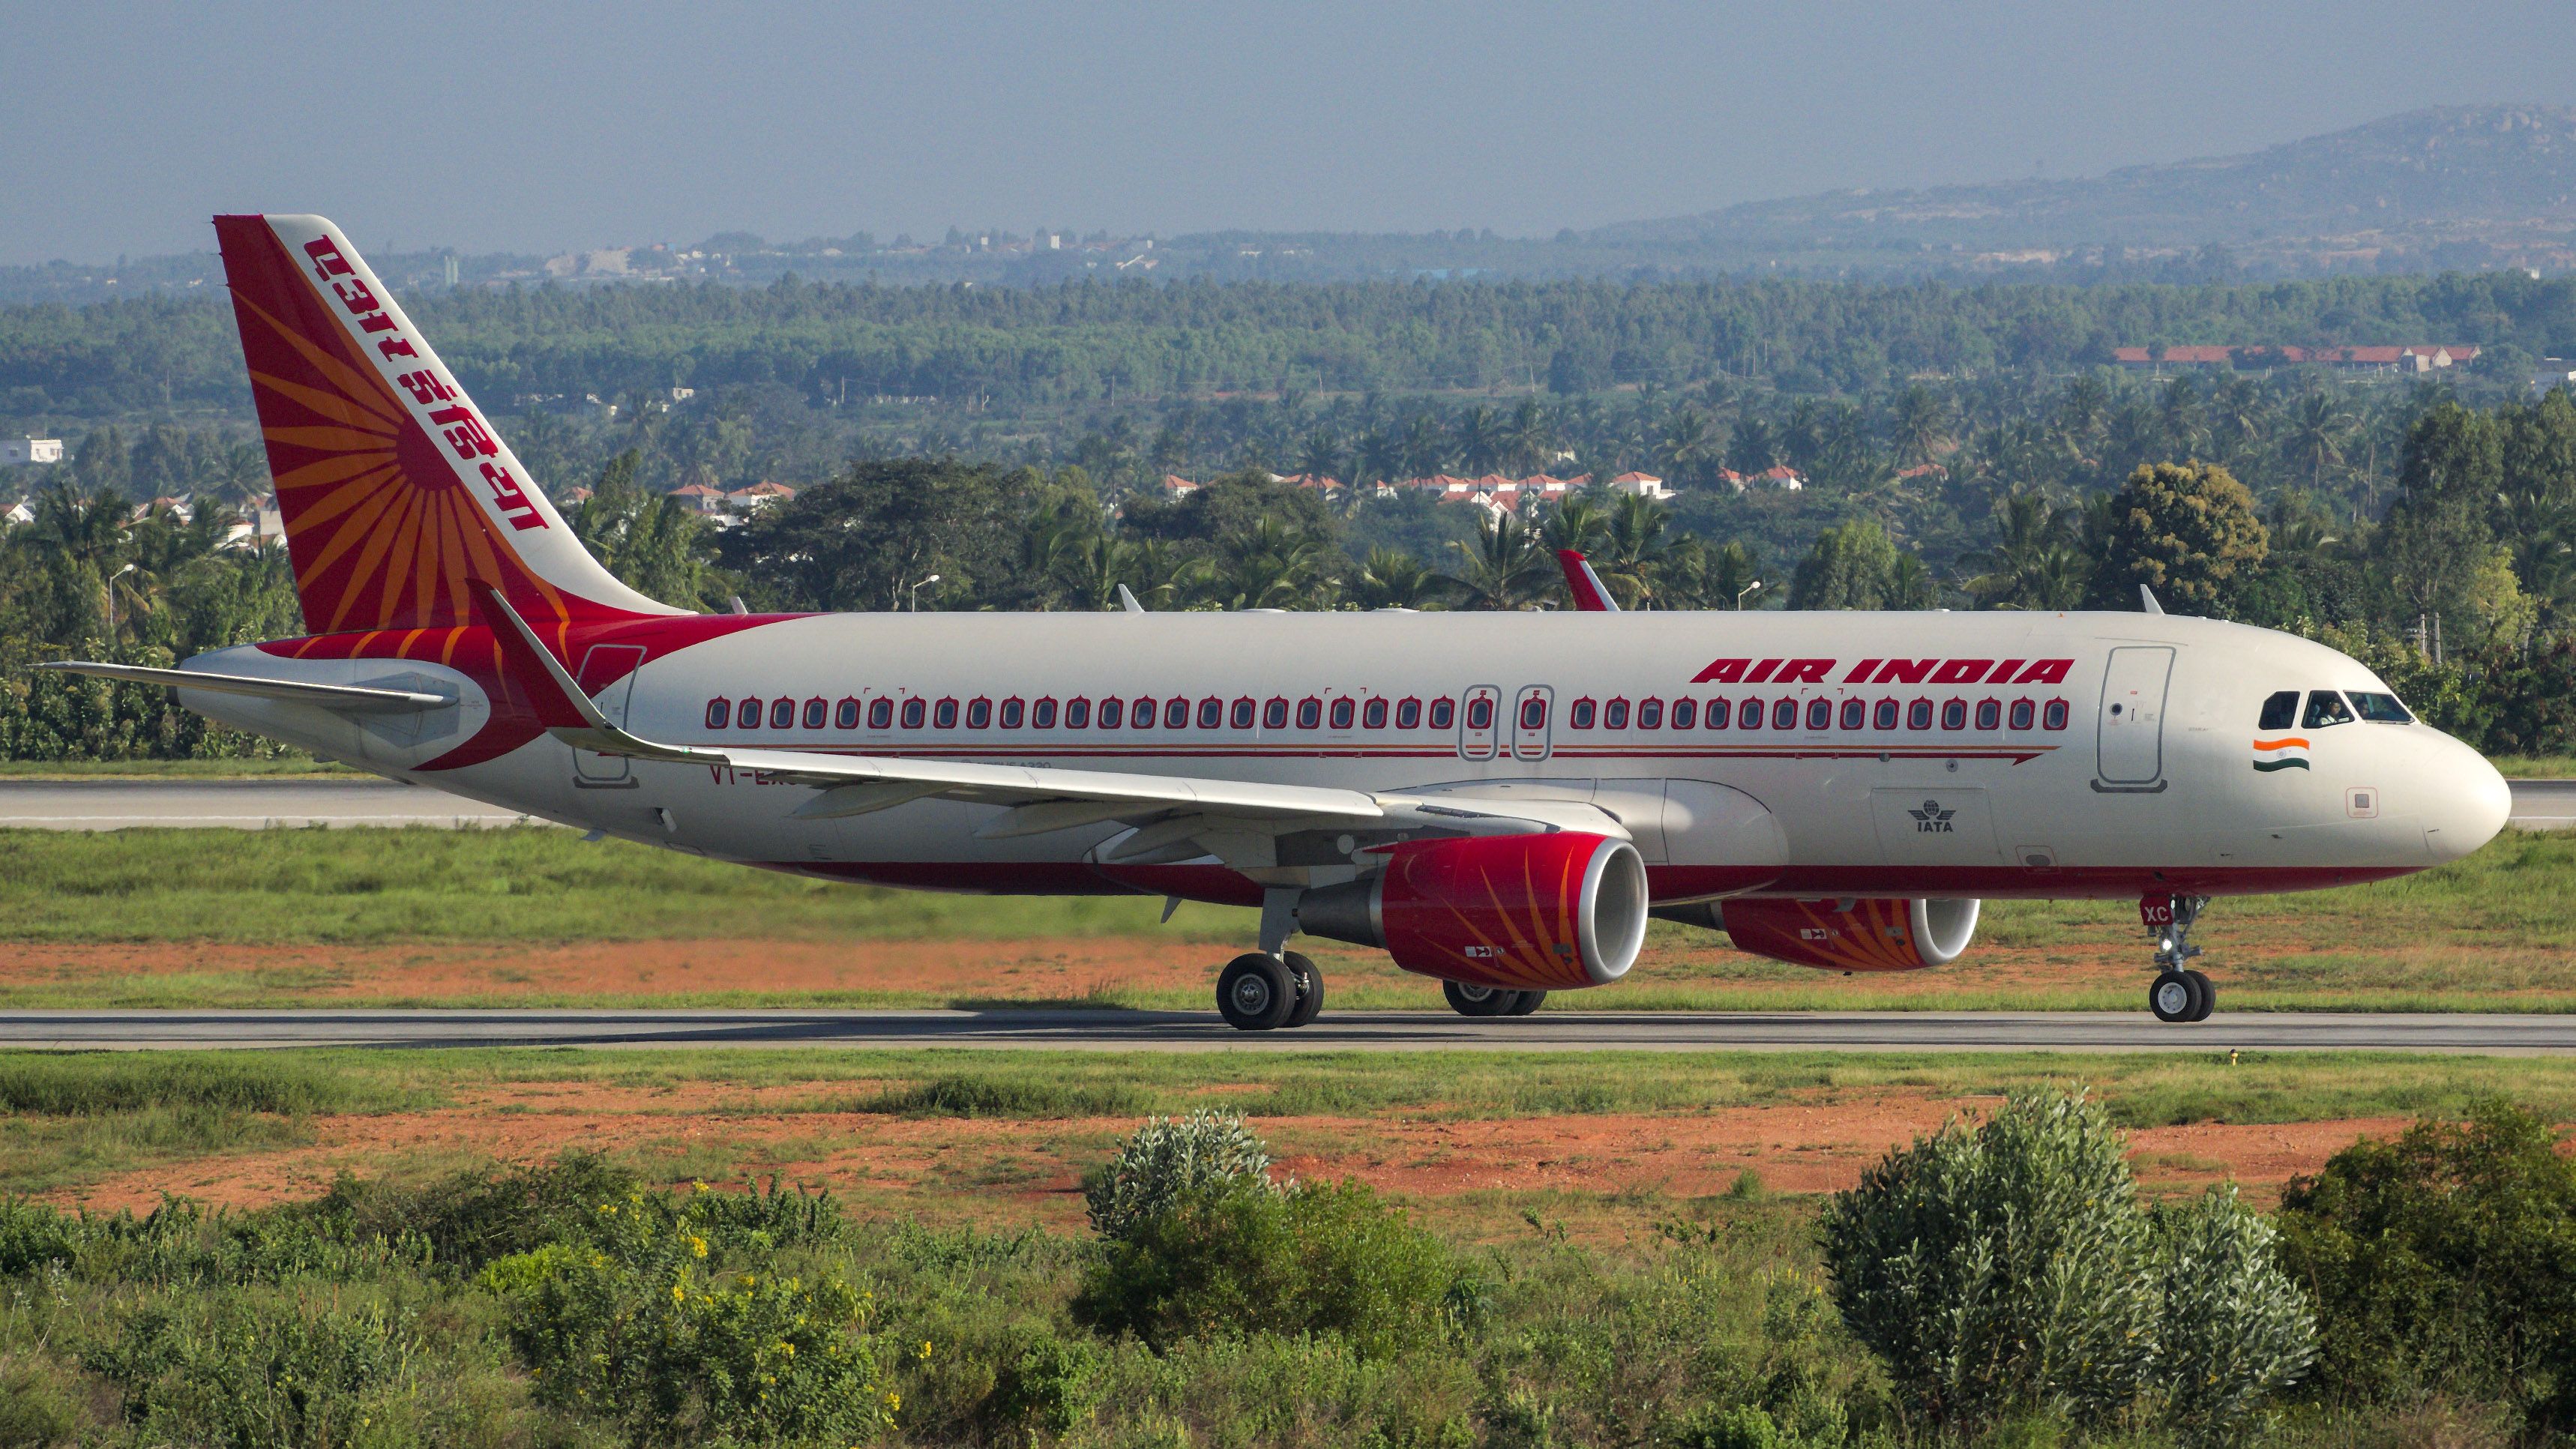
2428 742 2511 861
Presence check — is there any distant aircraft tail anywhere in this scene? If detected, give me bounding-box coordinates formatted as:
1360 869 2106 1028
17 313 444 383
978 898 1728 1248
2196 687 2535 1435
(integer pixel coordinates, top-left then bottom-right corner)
213 214 681 637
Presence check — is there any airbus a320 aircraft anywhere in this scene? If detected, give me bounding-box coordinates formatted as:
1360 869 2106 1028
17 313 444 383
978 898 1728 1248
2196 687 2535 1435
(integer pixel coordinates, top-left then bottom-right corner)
46 216 2512 1030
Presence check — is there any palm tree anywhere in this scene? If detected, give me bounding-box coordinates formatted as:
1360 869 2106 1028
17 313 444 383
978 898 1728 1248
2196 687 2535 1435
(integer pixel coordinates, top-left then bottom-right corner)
1352 546 1451 609
1399 414 1448 481
1888 385 1954 469
1212 516 1339 610
2283 393 2352 489
1655 406 1718 488
1457 406 1507 474
1597 492 1673 608
1963 492 2090 610
1536 492 1612 560
1298 428 1346 483
1441 510 1550 610
1506 399 1555 475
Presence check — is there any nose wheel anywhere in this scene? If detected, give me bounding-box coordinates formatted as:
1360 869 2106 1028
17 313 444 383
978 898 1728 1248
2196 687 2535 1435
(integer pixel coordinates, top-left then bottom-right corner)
2141 894 2216 1022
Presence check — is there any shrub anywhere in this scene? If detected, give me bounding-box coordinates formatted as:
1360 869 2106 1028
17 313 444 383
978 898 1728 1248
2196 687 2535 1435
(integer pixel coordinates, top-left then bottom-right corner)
479 1178 885 1446
302 1151 642 1272
1074 1178 1471 1359
2275 1098 2576 1435
992 1331 1106 1438
84 1297 436 1447
2153 1184 2317 1445
1083 1110 1275 1242
1820 1089 2159 1433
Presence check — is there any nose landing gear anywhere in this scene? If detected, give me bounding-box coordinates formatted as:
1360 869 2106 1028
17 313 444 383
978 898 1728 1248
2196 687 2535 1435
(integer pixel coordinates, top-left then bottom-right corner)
2143 894 2215 1022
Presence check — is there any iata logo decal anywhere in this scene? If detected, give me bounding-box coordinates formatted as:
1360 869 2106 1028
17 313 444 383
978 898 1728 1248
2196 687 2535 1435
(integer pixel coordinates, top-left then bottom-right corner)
1691 656 2073 686
1907 799 1956 834
2252 736 2312 772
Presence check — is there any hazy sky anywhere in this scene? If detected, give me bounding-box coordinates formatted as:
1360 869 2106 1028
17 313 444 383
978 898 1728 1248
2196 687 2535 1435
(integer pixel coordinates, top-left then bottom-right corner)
5 1 2573 265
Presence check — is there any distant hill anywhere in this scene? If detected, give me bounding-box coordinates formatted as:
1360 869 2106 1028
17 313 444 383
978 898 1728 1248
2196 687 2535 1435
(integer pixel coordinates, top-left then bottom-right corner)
1594 106 2576 275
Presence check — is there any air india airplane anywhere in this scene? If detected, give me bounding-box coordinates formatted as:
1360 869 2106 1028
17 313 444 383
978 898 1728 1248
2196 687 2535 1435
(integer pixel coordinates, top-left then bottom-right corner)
43 216 2513 1029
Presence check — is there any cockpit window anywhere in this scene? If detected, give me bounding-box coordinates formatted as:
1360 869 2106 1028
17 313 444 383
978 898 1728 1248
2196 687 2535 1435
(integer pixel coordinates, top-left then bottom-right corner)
2257 690 2299 731
2302 690 2357 729
2349 691 2413 723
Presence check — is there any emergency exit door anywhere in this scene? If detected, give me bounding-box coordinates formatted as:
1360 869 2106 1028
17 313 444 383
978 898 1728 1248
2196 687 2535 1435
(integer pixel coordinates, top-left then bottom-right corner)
572 645 645 786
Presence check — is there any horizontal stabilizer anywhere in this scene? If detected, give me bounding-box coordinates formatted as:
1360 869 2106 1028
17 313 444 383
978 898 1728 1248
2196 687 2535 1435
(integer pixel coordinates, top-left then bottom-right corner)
34 661 454 714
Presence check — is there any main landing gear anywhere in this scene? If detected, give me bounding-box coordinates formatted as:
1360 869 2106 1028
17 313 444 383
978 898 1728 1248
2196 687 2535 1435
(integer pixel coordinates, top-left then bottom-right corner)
2143 893 2216 1023
1216 951 1322 1031
1442 981 1547 1017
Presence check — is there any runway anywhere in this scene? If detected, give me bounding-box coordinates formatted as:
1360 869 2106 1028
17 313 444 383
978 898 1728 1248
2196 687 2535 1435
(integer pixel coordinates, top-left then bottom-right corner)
0 1007 2568 1053
5 777 2574 831
0 779 537 829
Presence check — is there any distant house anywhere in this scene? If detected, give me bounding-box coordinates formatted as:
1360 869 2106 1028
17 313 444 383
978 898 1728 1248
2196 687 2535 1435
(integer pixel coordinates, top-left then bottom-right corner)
3 500 33 527
2536 360 2576 397
1608 470 1672 500
725 481 797 513
669 483 729 515
2113 344 2479 373
2 437 64 467
559 486 595 506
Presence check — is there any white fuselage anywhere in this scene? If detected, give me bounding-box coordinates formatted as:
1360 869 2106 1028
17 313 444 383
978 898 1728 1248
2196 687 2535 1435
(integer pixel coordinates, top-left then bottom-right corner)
184 608 2512 907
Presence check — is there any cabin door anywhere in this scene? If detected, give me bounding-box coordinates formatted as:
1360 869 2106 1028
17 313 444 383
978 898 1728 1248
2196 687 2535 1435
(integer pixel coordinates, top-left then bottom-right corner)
572 645 645 786
2095 646 2173 789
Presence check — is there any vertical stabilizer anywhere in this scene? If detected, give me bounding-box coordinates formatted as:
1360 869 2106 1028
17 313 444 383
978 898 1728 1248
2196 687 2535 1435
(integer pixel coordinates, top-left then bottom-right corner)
213 214 681 636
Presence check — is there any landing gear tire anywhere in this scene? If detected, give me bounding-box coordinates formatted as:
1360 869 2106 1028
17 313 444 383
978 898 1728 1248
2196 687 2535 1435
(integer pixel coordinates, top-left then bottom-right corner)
1506 989 1546 1016
1442 980 1514 1017
2149 970 2206 1024
2183 968 2215 1022
1281 952 1324 1028
1218 952 1297 1031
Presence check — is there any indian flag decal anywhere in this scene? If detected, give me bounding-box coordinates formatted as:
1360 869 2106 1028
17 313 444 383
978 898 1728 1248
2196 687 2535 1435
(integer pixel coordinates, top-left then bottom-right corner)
2251 736 2312 772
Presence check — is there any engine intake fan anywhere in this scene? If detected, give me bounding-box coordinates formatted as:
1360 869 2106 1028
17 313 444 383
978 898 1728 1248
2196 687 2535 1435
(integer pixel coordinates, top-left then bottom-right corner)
1295 832 1648 991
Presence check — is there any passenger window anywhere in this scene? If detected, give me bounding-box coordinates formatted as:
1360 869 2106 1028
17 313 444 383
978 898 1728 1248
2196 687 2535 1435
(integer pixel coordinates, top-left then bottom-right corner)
2302 690 2356 729
999 698 1025 729
1065 698 1090 729
1165 697 1191 729
834 697 860 729
2350 691 2412 723
933 699 958 729
1096 697 1122 729
1739 698 1763 729
1638 699 1663 729
1396 698 1421 729
1131 696 1155 728
1196 696 1223 729
1941 699 1966 730
1839 698 1866 730
966 698 991 729
868 697 894 729
1231 697 1257 729
900 698 924 729
738 697 762 728
1874 698 1899 730
1571 698 1598 729
1362 699 1388 729
1605 698 1630 729
1975 699 2000 731
1329 698 1355 729
1706 696 1731 729
1466 696 1494 730
2008 699 2035 730
1672 699 1697 729
1520 696 1547 729
1296 697 1322 729
1032 699 1057 729
2258 690 2299 731
1429 698 1456 729
2042 699 2069 730
1907 699 1933 729
1773 699 1799 730
802 697 827 729
705 699 729 729
1804 698 1832 731
1264 697 1289 729
769 698 795 729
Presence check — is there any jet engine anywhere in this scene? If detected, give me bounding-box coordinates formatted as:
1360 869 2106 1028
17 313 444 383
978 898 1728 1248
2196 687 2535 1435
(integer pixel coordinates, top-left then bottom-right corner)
1295 832 1649 991
1717 897 1981 972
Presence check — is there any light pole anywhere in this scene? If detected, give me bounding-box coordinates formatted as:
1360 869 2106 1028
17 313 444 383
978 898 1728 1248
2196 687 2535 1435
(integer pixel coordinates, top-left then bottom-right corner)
1736 579 1763 611
107 562 136 633
907 573 940 612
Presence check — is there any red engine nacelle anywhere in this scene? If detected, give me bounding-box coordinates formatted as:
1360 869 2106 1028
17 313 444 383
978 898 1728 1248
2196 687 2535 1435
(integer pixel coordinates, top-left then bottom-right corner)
1721 897 1981 972
1295 832 1649 991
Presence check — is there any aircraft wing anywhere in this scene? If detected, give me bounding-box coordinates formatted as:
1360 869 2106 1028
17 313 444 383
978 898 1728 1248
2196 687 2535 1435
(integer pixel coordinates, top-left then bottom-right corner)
33 660 454 714
472 584 1610 857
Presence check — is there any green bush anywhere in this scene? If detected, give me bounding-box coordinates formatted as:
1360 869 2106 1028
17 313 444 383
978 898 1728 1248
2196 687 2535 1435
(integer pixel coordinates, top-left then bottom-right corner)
83 1297 438 1448
991 1331 1105 1438
1074 1179 1472 1359
1822 1088 2314 1444
298 1152 642 1274
480 1181 885 1446
2276 1098 2576 1436
1083 1109 1276 1242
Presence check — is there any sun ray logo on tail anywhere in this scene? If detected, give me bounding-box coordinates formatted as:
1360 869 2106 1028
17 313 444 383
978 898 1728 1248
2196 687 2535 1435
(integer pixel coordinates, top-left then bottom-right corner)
2251 735 2312 772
